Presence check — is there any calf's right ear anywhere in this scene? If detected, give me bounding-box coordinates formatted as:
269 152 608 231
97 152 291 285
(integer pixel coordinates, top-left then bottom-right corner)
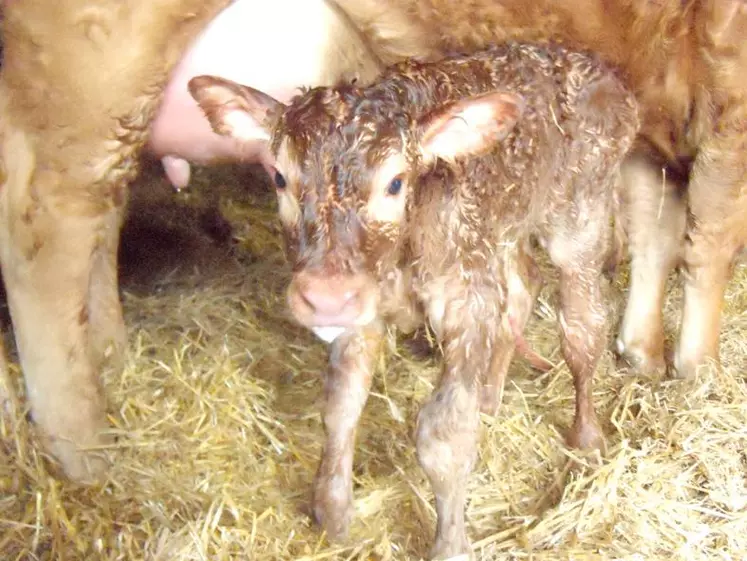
188 75 284 142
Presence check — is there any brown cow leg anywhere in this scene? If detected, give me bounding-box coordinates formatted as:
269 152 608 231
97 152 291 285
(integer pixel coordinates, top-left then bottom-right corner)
0 0 232 482
616 153 687 375
312 324 383 540
673 132 747 379
0 149 114 481
0 335 16 418
675 252 733 378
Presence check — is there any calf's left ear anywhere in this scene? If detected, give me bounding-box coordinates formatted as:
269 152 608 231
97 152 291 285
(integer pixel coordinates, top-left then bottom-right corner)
188 75 284 142
418 91 525 162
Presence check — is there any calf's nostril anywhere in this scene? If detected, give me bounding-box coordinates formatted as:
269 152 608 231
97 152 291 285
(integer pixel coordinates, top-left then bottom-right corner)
341 289 359 305
299 289 319 313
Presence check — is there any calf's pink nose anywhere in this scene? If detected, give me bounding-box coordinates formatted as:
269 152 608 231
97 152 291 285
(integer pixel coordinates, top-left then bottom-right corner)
298 275 360 318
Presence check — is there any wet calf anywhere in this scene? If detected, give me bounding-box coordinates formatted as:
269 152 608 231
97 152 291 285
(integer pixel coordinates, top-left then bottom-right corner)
189 42 639 559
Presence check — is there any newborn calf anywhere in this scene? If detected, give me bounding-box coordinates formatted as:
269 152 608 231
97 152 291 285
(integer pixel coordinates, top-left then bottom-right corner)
189 42 639 559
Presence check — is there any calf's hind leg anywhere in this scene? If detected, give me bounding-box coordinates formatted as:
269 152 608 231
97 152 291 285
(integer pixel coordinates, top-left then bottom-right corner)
556 261 607 451
548 224 610 452
480 252 543 415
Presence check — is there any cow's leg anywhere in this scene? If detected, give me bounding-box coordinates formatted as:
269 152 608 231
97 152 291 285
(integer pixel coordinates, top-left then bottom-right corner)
0 335 15 418
0 0 231 482
0 161 116 481
673 131 747 379
88 207 127 373
312 324 383 540
615 153 687 374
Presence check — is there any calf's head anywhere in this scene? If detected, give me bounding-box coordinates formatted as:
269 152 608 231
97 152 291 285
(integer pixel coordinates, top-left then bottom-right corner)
189 74 524 336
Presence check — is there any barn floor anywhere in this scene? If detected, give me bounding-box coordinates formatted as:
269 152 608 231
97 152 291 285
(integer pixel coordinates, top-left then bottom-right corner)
0 161 745 561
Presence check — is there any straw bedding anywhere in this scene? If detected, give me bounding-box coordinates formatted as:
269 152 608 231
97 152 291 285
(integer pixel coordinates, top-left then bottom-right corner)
0 161 745 561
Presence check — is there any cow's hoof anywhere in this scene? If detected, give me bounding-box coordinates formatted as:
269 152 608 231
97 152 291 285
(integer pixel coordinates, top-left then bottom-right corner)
0 370 16 420
614 337 666 376
46 437 111 484
429 534 472 561
669 348 719 380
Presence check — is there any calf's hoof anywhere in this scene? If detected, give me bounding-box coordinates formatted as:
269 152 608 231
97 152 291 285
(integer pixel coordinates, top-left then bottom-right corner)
567 418 605 454
478 383 501 416
429 533 472 561
312 476 354 541
614 337 666 376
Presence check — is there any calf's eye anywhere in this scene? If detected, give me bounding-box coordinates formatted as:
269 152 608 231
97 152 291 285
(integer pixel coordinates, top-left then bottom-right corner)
274 170 287 189
387 176 403 196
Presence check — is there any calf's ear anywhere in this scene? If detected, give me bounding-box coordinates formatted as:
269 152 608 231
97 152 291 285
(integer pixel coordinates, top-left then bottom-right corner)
418 91 525 162
188 75 284 142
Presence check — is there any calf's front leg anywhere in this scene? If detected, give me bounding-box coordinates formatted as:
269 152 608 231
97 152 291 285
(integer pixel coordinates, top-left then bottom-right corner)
416 357 480 559
313 323 383 540
417 292 509 560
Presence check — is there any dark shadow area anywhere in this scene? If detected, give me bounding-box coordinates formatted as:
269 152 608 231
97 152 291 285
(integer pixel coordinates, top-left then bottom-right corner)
118 156 241 292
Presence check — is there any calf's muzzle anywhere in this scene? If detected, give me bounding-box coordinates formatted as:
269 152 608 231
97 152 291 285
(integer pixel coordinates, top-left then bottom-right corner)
288 269 376 328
